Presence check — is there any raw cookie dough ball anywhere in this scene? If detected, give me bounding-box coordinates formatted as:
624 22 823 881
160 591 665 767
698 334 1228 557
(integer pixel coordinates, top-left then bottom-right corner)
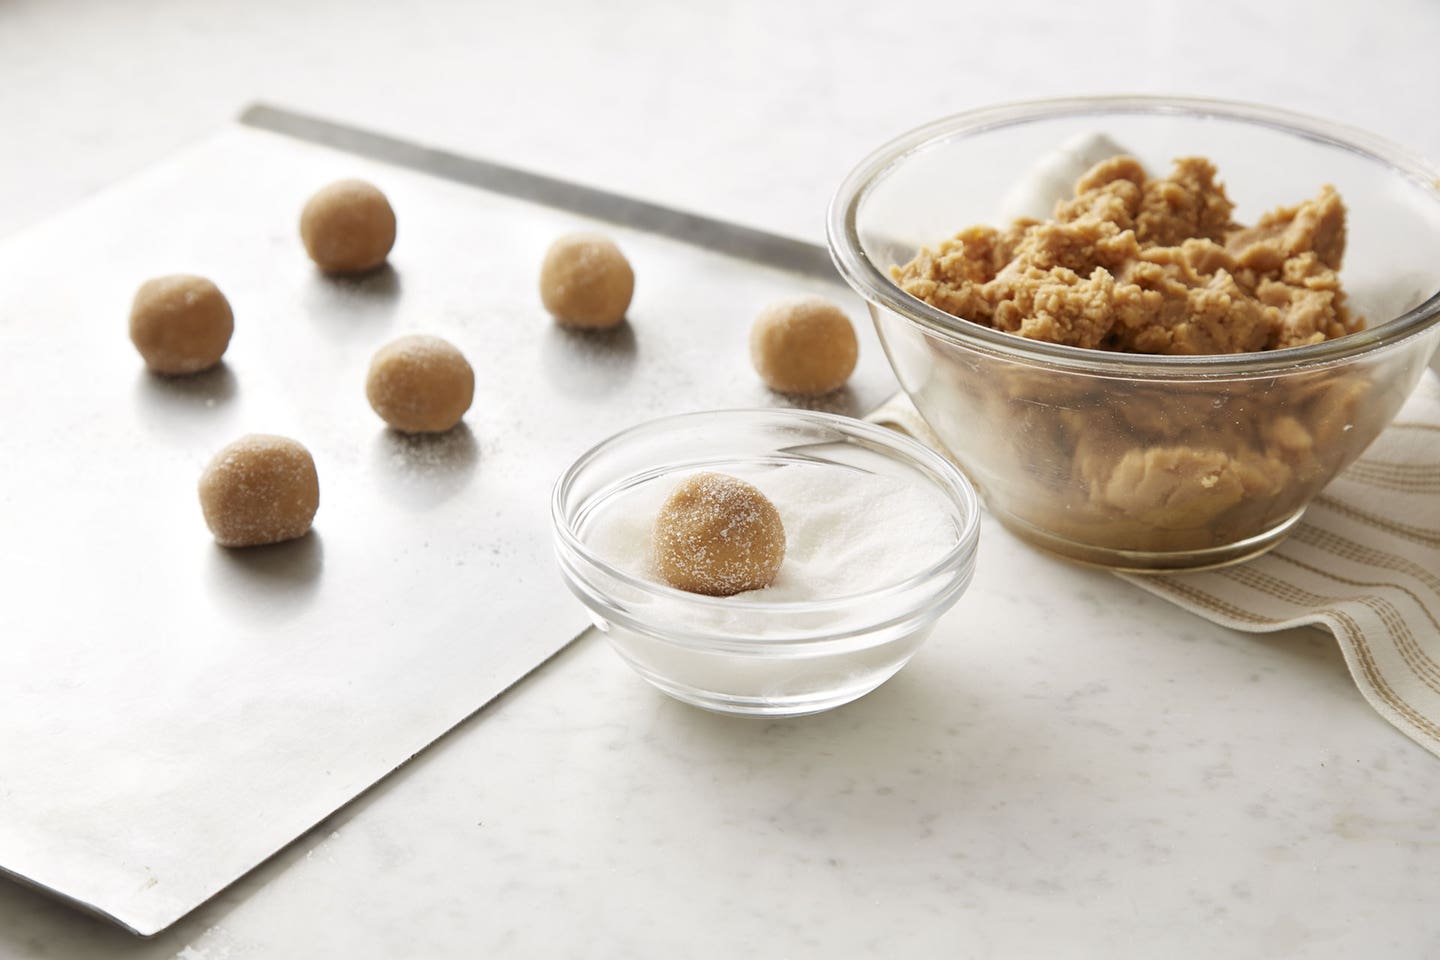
128 275 234 375
750 296 858 395
539 232 634 329
300 179 397 274
365 334 475 434
653 472 786 597
199 434 319 547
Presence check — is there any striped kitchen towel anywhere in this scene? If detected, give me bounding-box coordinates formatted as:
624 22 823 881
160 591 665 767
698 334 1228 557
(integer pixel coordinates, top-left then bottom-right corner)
870 372 1440 758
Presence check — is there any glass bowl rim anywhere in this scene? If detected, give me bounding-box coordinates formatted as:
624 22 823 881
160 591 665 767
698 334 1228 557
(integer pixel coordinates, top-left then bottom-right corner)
550 407 982 619
826 94 1440 379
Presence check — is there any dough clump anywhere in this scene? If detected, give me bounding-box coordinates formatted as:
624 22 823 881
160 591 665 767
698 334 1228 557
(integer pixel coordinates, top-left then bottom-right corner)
366 334 475 434
301 179 396 274
893 155 1364 354
539 233 634 329
888 155 1384 557
129 275 234 374
750 296 859 395
199 434 320 547
653 472 786 597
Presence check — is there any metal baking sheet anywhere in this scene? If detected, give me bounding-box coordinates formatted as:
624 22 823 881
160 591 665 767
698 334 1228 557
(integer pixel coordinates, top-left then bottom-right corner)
0 107 896 936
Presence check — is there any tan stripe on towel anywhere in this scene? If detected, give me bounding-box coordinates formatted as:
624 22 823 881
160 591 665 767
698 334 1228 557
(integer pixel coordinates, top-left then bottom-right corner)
1270 554 1440 659
1290 525 1440 603
1218 564 1440 695
1313 496 1440 548
1344 462 1440 494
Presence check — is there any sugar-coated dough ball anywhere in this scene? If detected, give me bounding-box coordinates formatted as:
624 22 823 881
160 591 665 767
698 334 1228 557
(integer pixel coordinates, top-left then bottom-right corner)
365 334 475 434
750 296 858 395
129 275 234 375
300 179 397 274
653 472 786 597
199 434 319 547
539 233 634 329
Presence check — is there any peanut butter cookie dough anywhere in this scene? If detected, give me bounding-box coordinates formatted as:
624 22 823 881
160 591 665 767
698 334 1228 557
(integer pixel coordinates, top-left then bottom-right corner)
653 472 786 597
890 155 1394 556
539 233 634 329
129 275 234 375
199 435 320 547
366 334 474 434
910 349 1395 556
301 179 397 275
894 155 1364 354
750 296 859 396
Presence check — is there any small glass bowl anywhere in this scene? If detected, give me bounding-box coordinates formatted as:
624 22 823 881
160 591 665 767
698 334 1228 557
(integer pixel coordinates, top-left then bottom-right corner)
828 96 1440 571
551 409 981 717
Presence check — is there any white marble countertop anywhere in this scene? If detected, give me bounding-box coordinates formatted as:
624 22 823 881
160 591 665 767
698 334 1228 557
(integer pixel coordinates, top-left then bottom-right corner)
5 0 1440 956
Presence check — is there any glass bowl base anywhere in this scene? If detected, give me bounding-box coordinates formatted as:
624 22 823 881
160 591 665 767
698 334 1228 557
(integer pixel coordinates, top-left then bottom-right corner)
993 506 1308 573
627 663 903 717
602 627 929 717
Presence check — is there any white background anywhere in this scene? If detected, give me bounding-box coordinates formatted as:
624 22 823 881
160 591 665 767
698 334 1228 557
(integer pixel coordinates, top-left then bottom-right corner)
4 1 1440 957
